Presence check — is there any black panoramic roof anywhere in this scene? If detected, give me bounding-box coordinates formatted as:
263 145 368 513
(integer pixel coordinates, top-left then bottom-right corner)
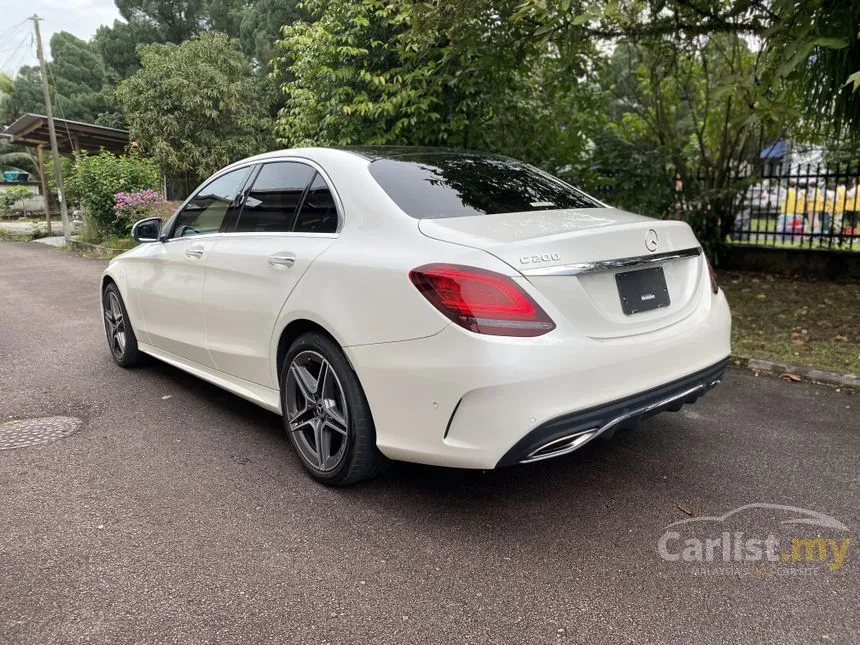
338 145 488 161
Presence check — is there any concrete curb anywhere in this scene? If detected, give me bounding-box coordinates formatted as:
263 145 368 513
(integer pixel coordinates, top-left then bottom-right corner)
67 239 126 258
731 355 859 390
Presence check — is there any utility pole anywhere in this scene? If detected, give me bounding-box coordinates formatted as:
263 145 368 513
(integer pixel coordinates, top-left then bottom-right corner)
30 15 70 243
36 146 51 235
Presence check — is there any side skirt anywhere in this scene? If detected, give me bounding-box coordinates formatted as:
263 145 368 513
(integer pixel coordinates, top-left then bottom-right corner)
138 342 282 415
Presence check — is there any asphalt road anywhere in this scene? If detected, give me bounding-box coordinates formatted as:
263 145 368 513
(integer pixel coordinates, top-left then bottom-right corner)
1 240 857 645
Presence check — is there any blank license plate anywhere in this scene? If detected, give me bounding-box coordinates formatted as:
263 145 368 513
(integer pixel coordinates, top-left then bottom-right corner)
615 266 670 315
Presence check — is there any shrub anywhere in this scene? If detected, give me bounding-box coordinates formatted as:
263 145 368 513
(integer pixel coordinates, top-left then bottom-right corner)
113 188 163 233
0 186 33 215
66 150 160 237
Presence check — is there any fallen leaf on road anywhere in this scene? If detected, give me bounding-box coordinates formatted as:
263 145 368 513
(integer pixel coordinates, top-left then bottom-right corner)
778 372 801 382
677 504 693 516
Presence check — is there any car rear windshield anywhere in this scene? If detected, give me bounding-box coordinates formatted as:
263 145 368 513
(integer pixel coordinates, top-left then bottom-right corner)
368 153 600 219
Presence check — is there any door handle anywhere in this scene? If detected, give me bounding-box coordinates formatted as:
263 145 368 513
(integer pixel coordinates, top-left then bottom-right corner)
185 246 204 259
268 253 296 268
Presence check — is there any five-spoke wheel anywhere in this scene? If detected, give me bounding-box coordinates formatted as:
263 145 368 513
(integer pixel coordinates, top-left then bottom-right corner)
281 332 386 485
285 351 350 472
102 282 142 367
104 290 127 358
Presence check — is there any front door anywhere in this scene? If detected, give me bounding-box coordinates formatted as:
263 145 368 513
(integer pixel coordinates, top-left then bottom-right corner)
133 166 251 367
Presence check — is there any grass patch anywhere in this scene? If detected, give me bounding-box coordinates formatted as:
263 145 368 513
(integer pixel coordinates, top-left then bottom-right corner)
100 236 137 250
722 271 860 374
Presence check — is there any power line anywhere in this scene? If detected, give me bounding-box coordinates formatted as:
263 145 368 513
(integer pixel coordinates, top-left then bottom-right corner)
0 33 33 75
0 18 30 49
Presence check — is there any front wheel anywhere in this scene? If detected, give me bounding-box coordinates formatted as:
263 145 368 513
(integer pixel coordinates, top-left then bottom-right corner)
102 282 143 367
280 331 386 486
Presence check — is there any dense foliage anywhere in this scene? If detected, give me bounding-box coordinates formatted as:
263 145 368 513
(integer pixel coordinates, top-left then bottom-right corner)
65 151 160 237
274 0 596 168
1 0 857 252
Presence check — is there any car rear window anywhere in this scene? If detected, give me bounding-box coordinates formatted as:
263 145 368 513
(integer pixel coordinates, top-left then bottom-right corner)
368 154 600 219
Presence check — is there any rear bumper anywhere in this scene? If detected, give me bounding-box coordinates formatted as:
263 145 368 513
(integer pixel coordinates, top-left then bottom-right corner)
495 358 727 467
346 287 731 469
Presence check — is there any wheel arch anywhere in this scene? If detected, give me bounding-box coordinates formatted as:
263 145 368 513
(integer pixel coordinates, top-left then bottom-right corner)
274 317 354 385
101 264 128 297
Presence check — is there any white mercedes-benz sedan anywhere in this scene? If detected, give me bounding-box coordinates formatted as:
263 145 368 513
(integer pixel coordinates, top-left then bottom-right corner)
101 147 731 485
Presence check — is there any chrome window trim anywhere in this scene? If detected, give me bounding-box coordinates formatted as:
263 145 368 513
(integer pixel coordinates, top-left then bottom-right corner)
160 231 340 245
520 246 702 277
212 231 339 240
163 155 346 241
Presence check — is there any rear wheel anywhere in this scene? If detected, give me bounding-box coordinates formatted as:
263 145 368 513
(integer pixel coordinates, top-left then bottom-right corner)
280 332 386 485
102 282 143 367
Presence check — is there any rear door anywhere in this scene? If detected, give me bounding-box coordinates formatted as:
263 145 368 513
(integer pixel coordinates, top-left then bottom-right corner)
202 161 339 387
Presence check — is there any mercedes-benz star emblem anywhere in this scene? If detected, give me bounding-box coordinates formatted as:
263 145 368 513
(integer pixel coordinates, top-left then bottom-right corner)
645 228 659 252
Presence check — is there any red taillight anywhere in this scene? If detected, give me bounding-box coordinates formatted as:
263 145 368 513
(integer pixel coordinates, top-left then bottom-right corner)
409 263 555 337
706 257 719 294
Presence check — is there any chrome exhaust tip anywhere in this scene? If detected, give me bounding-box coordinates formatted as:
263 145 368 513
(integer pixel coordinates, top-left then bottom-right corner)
520 429 599 464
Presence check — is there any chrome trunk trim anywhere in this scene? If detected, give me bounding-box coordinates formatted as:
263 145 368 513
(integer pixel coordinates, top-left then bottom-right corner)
520 246 702 277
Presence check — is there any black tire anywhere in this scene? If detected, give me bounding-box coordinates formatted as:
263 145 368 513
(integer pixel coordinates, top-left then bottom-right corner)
102 282 143 368
280 331 387 486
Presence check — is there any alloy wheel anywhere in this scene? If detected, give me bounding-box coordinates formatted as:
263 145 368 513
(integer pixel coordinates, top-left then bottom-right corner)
104 291 127 358
285 350 350 472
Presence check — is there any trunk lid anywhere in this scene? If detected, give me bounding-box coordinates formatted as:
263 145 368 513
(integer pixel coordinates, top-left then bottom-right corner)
418 208 706 338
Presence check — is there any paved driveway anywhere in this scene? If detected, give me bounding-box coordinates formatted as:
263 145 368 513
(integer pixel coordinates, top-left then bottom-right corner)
0 241 857 644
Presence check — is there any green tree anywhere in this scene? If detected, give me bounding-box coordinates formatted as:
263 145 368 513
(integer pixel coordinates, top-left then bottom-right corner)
587 34 800 248
116 0 206 43
0 72 13 125
116 32 274 183
48 32 118 124
93 19 162 80
1 72 39 183
8 34 119 126
238 0 307 67
513 0 860 139
8 66 44 119
274 0 596 168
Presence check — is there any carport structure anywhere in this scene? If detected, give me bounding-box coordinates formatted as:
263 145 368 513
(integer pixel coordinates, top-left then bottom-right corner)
1 113 130 234
2 113 129 154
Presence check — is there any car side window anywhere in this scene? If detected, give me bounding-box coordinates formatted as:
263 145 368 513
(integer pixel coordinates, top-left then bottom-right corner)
293 172 338 234
171 168 251 239
234 162 315 233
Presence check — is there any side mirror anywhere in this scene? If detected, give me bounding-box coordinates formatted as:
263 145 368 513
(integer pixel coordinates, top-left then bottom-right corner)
131 217 163 243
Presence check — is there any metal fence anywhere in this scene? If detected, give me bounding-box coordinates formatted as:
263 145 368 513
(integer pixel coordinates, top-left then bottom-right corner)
728 164 860 252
